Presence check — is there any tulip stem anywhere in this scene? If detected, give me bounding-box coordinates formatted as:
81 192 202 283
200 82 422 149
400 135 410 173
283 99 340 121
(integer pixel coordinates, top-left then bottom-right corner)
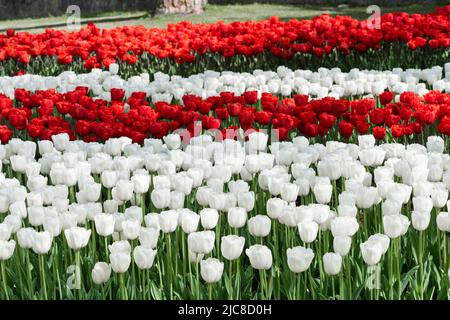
119 273 128 300
228 261 233 299
141 194 146 221
14 247 24 299
215 213 221 257
303 271 307 299
130 242 136 298
53 244 63 299
443 232 448 271
101 284 105 300
418 231 424 299
104 237 109 261
181 233 187 289
25 249 33 296
75 250 82 299
331 276 336 300
259 270 267 299
388 244 394 299
339 271 345 300
395 238 401 300
39 254 48 300
236 258 241 299
195 262 200 299
166 233 174 299
188 259 194 299
309 269 316 299
69 186 75 203
208 284 213 300
0 261 9 300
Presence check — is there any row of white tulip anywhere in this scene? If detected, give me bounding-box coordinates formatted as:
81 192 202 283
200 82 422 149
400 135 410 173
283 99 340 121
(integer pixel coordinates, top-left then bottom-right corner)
2 64 450 102
0 132 450 299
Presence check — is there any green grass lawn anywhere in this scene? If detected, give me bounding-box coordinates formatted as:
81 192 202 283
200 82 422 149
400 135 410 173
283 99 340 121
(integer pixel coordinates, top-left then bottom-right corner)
0 3 441 33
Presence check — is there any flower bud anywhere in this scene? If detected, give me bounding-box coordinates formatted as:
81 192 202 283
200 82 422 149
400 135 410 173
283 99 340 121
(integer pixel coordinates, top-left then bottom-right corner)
246 245 272 270
139 227 160 249
323 252 342 275
297 221 319 243
333 236 352 256
286 246 314 273
122 219 141 240
227 207 247 229
437 211 450 232
180 210 200 234
158 210 179 233
110 252 131 273
248 215 271 237
200 208 219 230
91 262 111 285
32 231 52 254
94 213 115 237
133 246 157 270
266 198 286 219
188 231 215 254
64 227 91 250
412 211 431 231
220 235 245 261
200 258 224 283
0 240 15 260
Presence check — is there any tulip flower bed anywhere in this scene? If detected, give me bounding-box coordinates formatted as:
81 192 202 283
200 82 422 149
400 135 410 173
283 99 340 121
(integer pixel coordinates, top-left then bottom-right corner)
2 6 450 77
0 132 449 300
1 82 450 145
2 5 450 302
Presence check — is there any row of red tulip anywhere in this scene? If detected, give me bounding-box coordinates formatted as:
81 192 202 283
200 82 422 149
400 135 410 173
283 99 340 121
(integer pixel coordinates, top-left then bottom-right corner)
1 6 450 76
1 87 450 144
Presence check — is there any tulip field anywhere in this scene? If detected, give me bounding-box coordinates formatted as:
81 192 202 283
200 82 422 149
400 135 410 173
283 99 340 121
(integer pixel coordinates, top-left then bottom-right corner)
1 5 450 301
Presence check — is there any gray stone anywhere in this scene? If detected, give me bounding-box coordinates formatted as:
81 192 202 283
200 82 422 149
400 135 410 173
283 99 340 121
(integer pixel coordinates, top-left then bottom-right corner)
155 0 206 15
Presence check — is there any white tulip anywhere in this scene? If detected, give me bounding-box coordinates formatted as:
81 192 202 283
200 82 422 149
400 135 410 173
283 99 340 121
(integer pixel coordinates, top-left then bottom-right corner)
437 212 450 232
200 258 224 283
360 240 383 266
122 219 141 240
323 252 342 275
180 211 200 234
188 231 215 254
248 215 271 237
109 240 132 254
227 207 247 229
333 236 352 256
158 210 178 233
297 221 319 243
139 227 160 248
151 189 171 209
0 240 16 260
246 245 272 270
64 227 91 250
266 197 286 219
286 246 314 273
220 235 245 261
133 246 157 269
92 262 112 285
110 252 131 273
94 213 115 237
200 208 219 230
412 211 431 231
32 231 53 254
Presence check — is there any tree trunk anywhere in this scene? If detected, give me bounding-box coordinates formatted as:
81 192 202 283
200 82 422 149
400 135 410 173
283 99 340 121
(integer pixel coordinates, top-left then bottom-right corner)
156 0 207 15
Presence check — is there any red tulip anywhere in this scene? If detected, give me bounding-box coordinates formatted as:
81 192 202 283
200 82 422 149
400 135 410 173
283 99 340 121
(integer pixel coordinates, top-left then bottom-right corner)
372 126 386 140
338 121 353 138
